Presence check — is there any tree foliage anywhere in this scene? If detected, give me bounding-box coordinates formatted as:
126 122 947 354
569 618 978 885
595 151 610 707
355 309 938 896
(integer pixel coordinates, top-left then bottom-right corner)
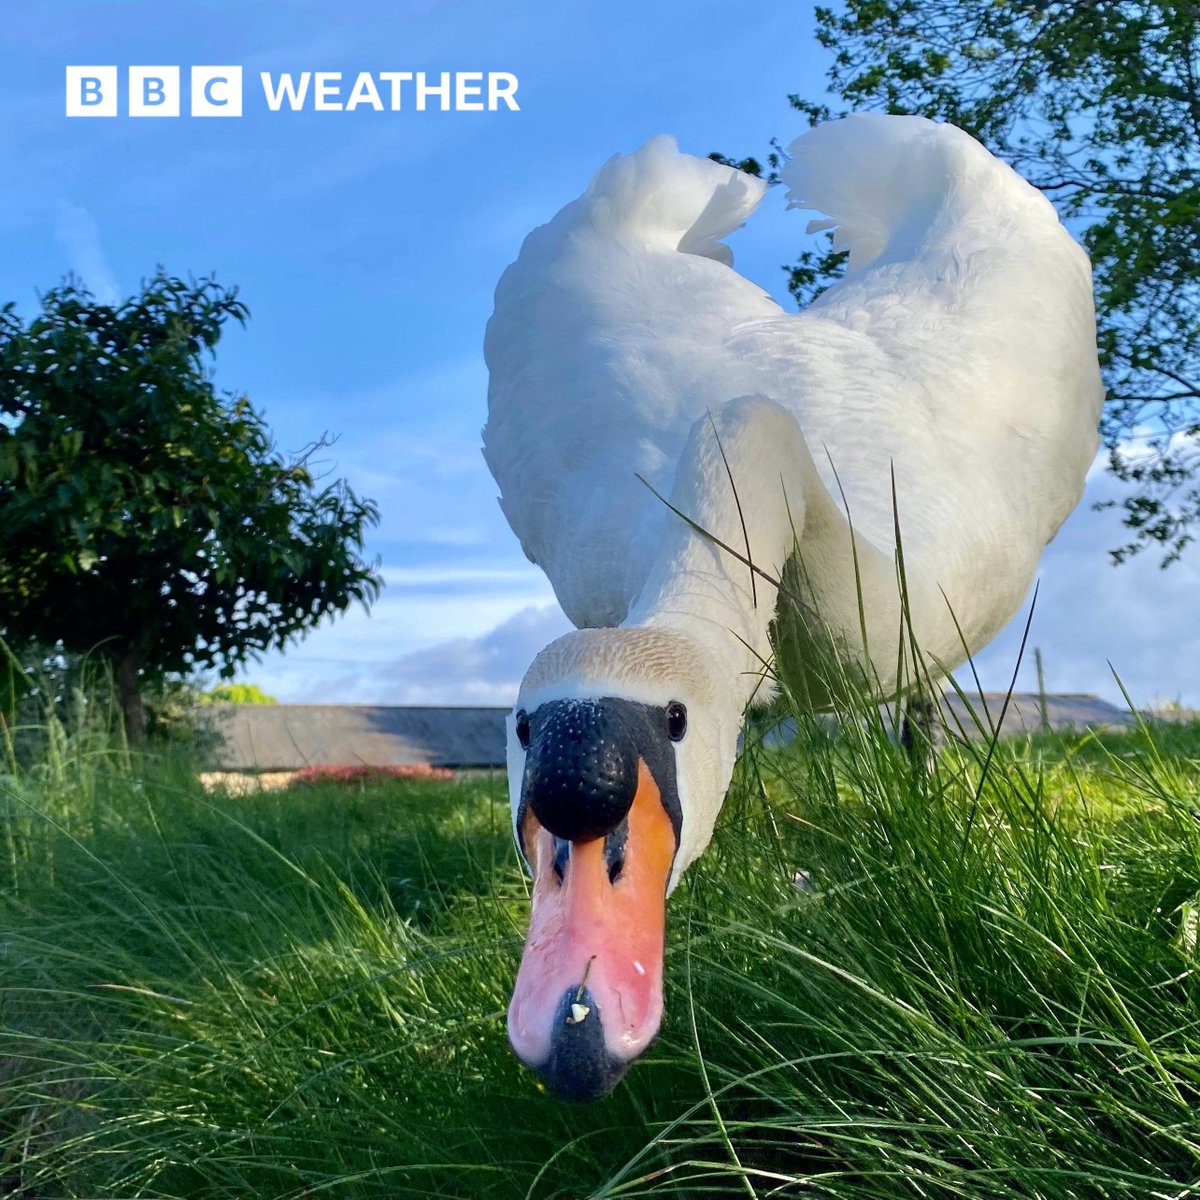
0 273 381 740
728 1 1200 562
203 682 278 704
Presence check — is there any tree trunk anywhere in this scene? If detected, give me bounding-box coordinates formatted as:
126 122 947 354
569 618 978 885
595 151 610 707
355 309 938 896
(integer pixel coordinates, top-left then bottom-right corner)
116 651 147 748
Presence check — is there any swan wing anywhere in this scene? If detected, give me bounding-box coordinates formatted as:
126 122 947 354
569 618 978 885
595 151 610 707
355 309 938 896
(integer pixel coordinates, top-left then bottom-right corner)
771 115 1103 556
483 137 775 628
722 116 1104 652
483 117 1103 646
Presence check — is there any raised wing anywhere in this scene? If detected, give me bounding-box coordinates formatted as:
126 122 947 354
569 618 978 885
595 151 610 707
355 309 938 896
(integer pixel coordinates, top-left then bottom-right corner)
482 137 773 628
483 117 1103 647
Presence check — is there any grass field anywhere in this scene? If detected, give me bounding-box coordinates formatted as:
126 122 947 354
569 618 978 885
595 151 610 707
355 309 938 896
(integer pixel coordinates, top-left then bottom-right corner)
3 695 1200 1198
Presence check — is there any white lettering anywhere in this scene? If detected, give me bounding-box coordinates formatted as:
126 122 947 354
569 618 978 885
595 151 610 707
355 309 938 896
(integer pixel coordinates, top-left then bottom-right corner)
346 72 383 111
378 71 412 110
488 72 519 111
186 68 522 115
416 71 451 111
192 66 242 117
65 66 118 117
129 65 180 117
260 71 310 111
314 72 343 111
455 72 484 111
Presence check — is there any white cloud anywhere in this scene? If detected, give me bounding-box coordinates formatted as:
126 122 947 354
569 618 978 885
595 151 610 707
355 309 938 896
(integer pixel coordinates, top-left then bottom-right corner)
53 201 119 304
246 558 562 702
352 604 572 705
968 466 1200 710
252 603 571 705
244 453 1197 712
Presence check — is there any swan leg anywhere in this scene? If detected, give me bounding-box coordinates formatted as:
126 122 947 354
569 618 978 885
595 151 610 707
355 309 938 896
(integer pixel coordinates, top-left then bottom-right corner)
900 692 941 771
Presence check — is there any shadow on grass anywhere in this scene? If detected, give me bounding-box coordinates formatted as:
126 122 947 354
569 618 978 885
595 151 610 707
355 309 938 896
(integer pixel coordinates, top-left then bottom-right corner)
3 702 1200 1197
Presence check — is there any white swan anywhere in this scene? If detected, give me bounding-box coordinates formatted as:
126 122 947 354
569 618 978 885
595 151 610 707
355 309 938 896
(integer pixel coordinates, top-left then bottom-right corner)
483 114 1103 1099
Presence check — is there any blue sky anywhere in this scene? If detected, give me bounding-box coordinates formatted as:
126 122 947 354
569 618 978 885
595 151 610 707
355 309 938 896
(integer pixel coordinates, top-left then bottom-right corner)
3 1 1195 710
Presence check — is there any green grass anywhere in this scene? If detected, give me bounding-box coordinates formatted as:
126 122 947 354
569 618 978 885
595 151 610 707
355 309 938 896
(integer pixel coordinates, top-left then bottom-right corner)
3 699 1200 1198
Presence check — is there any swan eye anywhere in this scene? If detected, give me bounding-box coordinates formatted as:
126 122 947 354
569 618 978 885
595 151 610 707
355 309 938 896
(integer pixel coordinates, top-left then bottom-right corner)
515 709 531 749
665 701 687 742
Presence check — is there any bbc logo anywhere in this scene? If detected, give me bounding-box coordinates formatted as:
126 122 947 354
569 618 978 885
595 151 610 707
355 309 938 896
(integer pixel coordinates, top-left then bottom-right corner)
65 66 243 117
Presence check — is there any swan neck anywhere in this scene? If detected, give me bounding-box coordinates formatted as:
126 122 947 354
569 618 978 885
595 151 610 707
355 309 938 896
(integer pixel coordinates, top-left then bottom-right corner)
623 396 815 711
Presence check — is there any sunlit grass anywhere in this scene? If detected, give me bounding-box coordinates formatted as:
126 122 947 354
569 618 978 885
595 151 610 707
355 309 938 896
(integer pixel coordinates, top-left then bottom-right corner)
3 690 1200 1197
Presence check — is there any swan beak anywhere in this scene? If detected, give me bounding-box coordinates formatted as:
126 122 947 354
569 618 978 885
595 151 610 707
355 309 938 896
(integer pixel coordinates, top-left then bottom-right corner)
508 759 675 1100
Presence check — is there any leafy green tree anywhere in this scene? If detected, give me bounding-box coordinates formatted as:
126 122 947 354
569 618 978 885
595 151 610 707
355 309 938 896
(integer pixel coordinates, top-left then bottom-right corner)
0 273 381 743
724 1 1199 562
203 682 278 704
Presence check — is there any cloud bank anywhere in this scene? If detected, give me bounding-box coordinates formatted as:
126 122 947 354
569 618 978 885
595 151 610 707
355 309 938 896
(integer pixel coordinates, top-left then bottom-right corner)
252 461 1197 711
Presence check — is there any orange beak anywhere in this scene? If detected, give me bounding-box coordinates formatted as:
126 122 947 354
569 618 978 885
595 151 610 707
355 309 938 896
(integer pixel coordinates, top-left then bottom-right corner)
508 758 676 1100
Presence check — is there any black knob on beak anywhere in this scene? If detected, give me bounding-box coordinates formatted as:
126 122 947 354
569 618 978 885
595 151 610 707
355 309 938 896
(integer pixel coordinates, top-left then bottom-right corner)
522 700 637 842
539 986 629 1101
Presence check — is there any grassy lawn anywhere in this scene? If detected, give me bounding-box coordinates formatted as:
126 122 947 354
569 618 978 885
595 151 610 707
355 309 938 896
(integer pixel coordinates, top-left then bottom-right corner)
3 703 1200 1197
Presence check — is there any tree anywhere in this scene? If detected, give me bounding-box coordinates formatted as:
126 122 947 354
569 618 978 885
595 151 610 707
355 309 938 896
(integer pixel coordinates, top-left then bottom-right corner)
0 273 381 743
721 1 1199 562
203 682 278 704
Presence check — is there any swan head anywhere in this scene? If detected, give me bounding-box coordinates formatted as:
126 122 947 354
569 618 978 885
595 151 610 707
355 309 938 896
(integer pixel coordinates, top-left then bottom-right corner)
505 625 742 1100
